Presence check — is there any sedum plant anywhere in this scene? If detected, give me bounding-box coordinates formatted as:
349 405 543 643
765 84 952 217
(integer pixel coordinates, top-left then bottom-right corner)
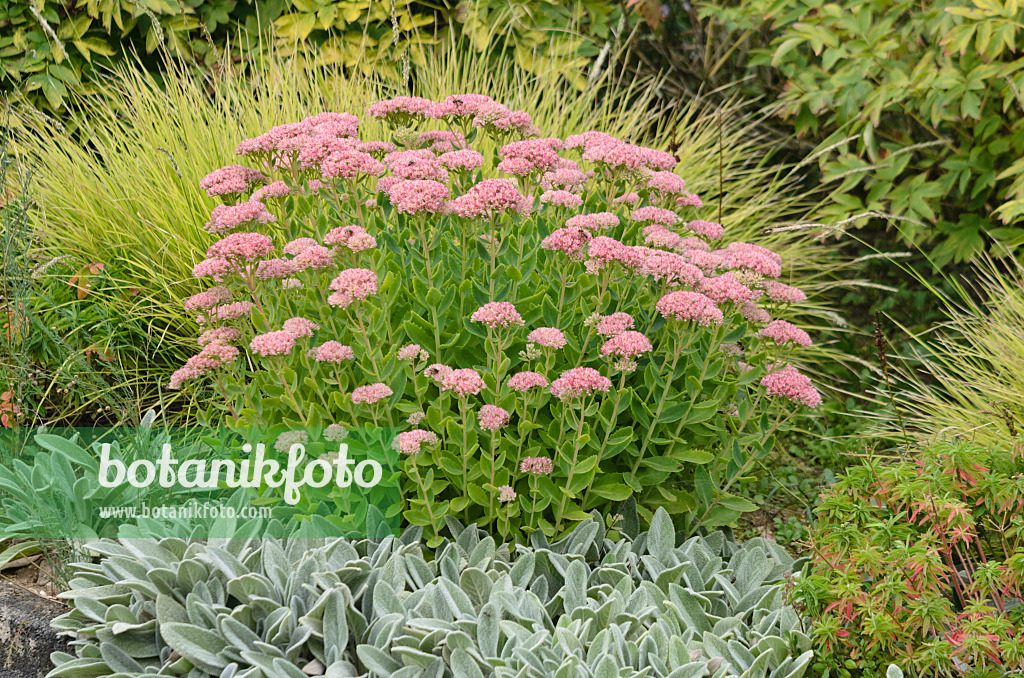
793 439 1024 677
49 508 814 678
168 93 824 542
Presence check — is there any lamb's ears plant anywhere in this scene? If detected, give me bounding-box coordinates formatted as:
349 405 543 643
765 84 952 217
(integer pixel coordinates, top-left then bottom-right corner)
50 508 814 678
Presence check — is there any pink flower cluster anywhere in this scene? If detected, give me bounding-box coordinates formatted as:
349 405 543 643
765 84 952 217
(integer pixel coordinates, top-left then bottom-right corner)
185 285 231 312
310 341 355 363
197 301 254 324
234 112 359 159
701 273 760 305
397 343 429 362
507 371 549 392
527 327 567 348
418 130 466 152
601 331 653 359
718 242 783 278
439 149 485 172
687 220 725 241
541 227 591 259
478 404 511 430
640 251 704 288
570 133 678 174
549 367 611 400
250 330 296 357
631 206 678 226
471 302 524 329
383 149 448 182
368 96 436 123
200 165 267 197
567 212 619 232
541 168 589 193
763 281 807 304
250 181 291 202
325 225 376 252
759 320 813 347
595 312 634 338
540 190 583 209
441 368 487 397
761 366 822 408
282 317 319 338
328 268 377 308
656 291 724 326
646 171 687 200
168 342 239 389
393 429 440 454
198 326 242 347
447 179 527 220
520 456 554 475
206 232 275 261
587 236 643 271
204 200 278 235
351 382 393 405
388 180 450 215
497 138 563 176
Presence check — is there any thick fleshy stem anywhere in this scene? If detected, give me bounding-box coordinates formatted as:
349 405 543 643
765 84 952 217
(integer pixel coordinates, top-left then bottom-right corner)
631 333 685 478
580 370 627 508
410 458 442 541
554 396 590 533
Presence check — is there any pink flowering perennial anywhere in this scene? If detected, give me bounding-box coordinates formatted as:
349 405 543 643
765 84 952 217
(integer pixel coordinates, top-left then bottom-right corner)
549 367 612 400
351 383 393 405
471 302 524 329
328 269 377 308
656 291 724 326
478 405 511 431
760 366 822 408
759 320 813 347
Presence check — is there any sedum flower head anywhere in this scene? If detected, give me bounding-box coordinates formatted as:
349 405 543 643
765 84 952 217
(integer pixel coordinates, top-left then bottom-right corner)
549 367 611 400
527 327 566 348
441 368 487 397
520 456 554 475
478 404 511 431
328 268 378 308
507 371 549 392
471 302 524 329
761 365 822 408
656 290 724 326
393 429 440 454
351 382 393 405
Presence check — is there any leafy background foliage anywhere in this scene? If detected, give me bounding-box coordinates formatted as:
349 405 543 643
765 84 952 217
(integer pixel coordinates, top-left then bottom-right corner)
704 0 1024 266
0 0 631 114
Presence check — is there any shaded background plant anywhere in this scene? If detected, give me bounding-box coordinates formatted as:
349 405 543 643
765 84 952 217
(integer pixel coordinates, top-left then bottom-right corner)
705 0 1024 267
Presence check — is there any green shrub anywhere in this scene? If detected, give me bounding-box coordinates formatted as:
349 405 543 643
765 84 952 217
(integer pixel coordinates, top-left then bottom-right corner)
0 0 430 112
704 0 1024 266
793 439 1024 677
50 509 814 677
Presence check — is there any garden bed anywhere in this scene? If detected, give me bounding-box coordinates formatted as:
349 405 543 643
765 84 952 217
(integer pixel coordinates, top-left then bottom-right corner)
0 579 67 678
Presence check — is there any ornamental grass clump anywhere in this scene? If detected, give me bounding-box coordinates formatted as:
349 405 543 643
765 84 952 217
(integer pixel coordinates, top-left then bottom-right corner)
171 94 823 542
794 439 1024 677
